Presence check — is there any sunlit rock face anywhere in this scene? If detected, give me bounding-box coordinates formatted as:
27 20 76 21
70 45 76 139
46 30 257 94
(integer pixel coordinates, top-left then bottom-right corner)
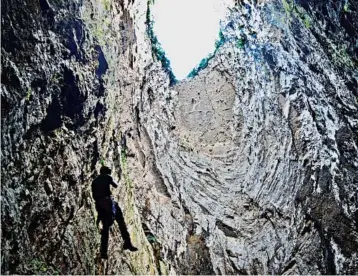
135 0 358 274
1 0 358 275
175 70 237 155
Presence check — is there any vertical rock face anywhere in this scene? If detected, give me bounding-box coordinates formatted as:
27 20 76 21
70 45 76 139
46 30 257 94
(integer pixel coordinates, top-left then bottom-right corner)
132 0 358 274
1 0 357 275
1 0 160 274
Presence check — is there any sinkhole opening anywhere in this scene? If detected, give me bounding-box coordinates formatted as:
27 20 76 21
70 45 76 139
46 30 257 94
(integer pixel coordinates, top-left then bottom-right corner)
147 0 231 84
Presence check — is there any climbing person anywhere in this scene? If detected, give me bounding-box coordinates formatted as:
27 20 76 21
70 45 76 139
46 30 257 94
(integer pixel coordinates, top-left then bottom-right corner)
92 165 138 259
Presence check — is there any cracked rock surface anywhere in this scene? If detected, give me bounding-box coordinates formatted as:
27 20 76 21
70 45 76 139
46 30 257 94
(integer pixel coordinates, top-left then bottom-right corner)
1 0 358 274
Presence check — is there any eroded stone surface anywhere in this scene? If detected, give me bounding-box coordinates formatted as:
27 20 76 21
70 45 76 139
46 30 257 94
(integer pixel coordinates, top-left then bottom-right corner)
2 0 358 274
133 0 358 274
175 69 236 155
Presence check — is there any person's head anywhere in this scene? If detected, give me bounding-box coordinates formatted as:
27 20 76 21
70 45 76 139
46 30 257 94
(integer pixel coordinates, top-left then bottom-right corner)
100 166 112 175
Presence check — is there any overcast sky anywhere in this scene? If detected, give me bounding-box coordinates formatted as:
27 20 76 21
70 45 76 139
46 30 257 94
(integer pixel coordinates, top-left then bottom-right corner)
151 0 229 80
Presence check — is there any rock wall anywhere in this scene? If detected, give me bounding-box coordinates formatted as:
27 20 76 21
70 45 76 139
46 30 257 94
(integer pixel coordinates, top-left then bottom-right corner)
1 0 161 274
131 0 358 274
1 0 358 275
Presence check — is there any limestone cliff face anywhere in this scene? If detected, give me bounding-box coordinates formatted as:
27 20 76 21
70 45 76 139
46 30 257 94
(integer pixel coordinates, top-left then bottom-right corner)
1 0 358 275
1 0 160 274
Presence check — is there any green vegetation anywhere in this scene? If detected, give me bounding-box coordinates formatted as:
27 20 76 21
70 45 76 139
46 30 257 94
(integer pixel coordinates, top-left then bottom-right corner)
303 15 311 28
282 0 312 29
119 148 161 275
187 58 210 78
26 88 31 102
237 38 246 49
187 30 227 78
343 2 350 13
29 258 60 275
147 234 158 243
146 1 177 85
120 150 133 189
50 72 62 84
102 0 111 10
81 0 111 47
295 5 312 28
93 19 108 45
282 0 293 14
53 128 62 137
215 30 226 49
333 46 355 68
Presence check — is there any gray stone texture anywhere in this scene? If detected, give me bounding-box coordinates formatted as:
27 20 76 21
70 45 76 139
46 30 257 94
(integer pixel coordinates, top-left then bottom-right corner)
1 0 358 274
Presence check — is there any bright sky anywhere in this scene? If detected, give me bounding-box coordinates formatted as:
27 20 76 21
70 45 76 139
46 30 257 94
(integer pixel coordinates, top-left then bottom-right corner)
151 0 230 80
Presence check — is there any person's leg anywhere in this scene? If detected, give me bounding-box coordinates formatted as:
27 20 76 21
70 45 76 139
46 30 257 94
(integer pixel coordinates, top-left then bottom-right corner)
100 218 110 258
95 201 102 230
114 202 138 251
114 203 131 243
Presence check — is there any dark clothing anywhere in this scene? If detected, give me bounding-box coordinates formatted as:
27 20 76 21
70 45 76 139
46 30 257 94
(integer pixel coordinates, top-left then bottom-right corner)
100 216 111 258
95 197 114 224
91 174 133 257
92 174 118 201
97 198 132 256
113 201 131 246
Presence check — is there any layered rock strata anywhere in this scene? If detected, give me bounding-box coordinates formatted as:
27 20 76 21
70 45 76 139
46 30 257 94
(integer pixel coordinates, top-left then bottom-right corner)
1 0 358 274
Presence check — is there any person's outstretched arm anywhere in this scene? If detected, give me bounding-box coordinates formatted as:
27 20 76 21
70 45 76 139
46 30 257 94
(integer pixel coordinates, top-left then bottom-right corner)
109 176 118 188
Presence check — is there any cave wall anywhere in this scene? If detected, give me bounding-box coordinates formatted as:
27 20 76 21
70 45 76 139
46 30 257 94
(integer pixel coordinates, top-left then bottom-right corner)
131 0 358 274
1 0 358 275
1 0 161 274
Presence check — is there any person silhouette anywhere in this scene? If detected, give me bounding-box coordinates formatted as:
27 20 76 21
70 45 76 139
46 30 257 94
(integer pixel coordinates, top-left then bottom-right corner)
92 166 138 259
